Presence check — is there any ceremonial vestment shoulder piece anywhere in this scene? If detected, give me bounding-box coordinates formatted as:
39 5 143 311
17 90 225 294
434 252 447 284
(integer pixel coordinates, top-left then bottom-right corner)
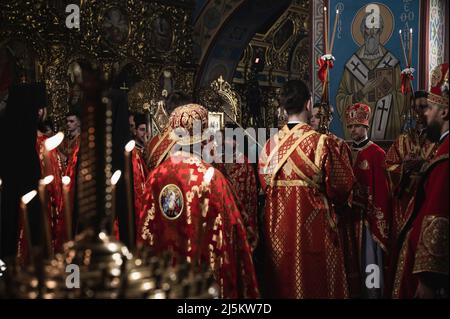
259 123 354 298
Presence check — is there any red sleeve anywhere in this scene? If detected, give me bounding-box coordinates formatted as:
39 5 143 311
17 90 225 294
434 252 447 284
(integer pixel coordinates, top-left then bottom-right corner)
323 137 355 207
385 137 404 191
412 159 449 277
370 147 392 249
418 160 449 218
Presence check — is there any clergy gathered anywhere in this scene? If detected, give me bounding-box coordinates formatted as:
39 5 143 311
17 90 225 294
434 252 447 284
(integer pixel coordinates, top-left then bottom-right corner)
0 3 449 300
1 63 448 299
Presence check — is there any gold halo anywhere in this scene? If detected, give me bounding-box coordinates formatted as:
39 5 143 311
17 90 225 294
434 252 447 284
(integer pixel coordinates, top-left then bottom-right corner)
351 3 394 46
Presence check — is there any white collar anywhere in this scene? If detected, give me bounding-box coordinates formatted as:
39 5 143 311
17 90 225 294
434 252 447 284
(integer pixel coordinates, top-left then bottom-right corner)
353 136 369 146
440 130 449 143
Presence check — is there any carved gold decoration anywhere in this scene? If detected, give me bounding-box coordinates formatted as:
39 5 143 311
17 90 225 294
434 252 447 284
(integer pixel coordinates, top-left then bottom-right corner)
232 1 310 128
153 100 170 134
198 76 241 125
0 0 195 125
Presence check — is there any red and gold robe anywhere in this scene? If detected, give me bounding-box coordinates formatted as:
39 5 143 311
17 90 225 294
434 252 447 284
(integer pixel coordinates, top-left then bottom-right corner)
18 133 64 261
132 145 148 229
65 138 80 194
59 134 80 173
351 140 391 269
392 135 449 298
328 133 360 297
145 128 177 171
258 123 354 298
138 151 259 298
220 153 258 251
385 133 437 241
112 145 149 240
385 133 437 295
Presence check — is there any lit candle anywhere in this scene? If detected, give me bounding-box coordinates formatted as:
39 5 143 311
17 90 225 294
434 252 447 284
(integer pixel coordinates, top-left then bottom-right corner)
62 176 72 241
409 28 413 67
324 6 328 54
38 175 54 259
124 140 136 250
399 30 409 68
110 170 122 234
330 9 340 55
20 190 38 266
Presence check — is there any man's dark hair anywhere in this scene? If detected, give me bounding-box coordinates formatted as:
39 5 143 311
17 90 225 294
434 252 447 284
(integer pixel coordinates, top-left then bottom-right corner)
279 80 311 115
414 90 429 99
67 104 81 119
134 113 147 128
166 91 192 114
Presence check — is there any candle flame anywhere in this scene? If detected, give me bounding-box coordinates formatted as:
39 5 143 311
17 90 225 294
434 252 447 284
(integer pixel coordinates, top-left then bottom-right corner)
410 28 413 33
125 140 136 153
0 178 2 187
44 132 64 151
111 170 122 185
324 6 327 11
40 175 54 185
21 190 37 205
336 9 339 14
399 29 402 34
62 176 71 186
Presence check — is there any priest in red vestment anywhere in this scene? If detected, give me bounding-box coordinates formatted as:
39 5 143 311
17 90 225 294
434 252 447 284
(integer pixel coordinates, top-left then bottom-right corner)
392 63 448 299
310 102 360 297
214 126 259 251
138 103 259 298
18 104 64 260
346 102 391 298
259 80 354 298
131 113 149 229
384 90 438 295
386 91 438 242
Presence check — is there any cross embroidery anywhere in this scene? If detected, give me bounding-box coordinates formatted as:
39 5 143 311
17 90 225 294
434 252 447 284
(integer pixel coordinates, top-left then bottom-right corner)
350 61 367 79
377 99 389 131
382 56 394 68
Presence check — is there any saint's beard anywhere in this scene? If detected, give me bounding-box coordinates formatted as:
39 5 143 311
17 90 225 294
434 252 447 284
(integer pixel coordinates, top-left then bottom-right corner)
364 35 380 55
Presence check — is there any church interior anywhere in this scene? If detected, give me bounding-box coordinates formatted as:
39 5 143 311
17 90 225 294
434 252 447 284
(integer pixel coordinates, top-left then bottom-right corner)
0 0 448 300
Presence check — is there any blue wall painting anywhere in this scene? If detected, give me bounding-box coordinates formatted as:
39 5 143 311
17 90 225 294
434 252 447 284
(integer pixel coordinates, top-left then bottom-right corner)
328 0 421 140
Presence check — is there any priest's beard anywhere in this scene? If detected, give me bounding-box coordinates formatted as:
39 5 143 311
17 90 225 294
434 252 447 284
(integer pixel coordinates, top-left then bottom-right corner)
364 34 380 56
426 120 442 143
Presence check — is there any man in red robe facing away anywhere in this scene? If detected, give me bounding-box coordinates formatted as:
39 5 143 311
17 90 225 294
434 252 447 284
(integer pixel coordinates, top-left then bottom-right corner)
392 63 448 299
259 80 354 298
346 103 391 298
138 103 259 298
